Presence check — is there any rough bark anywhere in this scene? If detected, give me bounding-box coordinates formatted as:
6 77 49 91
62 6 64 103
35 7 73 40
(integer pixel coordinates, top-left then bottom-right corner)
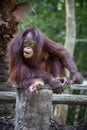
0 0 30 90
15 85 52 130
0 0 17 89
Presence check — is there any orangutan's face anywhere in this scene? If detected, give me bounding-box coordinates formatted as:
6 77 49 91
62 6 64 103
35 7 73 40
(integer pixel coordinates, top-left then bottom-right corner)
23 32 35 59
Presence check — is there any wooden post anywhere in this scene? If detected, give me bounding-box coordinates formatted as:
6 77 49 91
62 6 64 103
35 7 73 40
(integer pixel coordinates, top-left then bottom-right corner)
14 85 52 130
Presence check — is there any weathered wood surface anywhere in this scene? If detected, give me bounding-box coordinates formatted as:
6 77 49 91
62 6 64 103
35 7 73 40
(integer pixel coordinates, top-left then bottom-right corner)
0 91 16 103
14 87 52 130
52 94 87 106
0 81 87 105
70 80 87 90
0 92 87 106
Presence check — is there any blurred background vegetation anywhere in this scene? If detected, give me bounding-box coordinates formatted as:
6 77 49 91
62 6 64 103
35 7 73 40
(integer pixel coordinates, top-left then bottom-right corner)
17 0 87 125
18 0 87 78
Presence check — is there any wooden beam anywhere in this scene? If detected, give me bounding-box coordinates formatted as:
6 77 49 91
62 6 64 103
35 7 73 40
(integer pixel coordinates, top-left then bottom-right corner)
0 81 87 105
0 91 87 106
0 91 16 103
52 94 87 106
70 80 87 90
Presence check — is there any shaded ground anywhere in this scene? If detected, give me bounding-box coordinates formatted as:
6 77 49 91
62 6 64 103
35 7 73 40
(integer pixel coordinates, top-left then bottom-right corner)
0 109 14 130
0 109 87 130
50 119 87 130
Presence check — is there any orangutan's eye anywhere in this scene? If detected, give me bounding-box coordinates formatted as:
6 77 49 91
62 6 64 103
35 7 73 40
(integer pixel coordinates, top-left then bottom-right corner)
29 41 34 47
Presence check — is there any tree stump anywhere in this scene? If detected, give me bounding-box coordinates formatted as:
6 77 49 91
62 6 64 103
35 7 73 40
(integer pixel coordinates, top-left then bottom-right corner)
14 85 52 130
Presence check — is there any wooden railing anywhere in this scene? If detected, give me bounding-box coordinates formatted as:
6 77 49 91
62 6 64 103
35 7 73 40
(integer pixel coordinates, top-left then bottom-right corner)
0 81 87 105
53 80 87 106
0 81 87 130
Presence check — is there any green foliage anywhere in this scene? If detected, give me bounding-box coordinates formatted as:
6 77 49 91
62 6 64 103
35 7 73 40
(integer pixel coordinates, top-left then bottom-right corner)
18 0 87 75
18 0 66 44
74 0 87 77
66 105 76 125
75 0 87 39
75 42 87 77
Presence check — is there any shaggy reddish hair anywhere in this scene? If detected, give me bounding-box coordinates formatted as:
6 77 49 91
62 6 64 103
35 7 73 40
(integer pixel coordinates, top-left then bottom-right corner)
7 26 82 92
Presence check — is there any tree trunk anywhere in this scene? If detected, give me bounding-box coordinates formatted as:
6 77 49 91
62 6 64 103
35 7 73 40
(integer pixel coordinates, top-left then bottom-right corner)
0 0 17 90
55 0 76 124
0 0 18 115
15 85 52 130
64 0 76 56
64 0 76 124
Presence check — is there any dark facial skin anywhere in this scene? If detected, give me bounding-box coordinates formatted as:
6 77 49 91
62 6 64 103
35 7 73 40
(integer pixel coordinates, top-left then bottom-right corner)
23 32 35 59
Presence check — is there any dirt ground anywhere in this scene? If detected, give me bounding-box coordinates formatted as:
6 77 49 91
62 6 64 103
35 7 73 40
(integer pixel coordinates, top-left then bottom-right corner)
0 109 14 130
0 109 87 130
50 119 87 130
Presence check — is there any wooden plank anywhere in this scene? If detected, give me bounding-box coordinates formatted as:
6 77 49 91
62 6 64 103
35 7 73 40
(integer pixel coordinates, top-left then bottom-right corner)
0 91 16 103
52 94 87 106
0 81 87 104
70 80 87 90
0 91 87 106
